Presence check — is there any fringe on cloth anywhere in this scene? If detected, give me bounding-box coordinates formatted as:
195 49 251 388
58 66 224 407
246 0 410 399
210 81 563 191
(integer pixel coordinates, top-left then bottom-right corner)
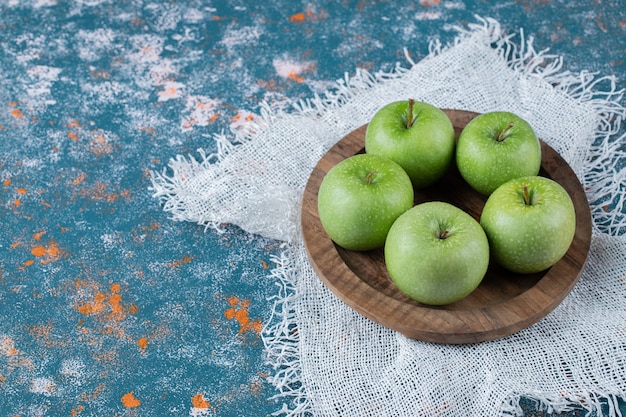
150 16 626 417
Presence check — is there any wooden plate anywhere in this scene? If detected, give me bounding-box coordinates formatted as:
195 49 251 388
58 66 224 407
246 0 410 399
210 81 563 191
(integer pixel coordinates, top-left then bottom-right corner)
301 109 593 344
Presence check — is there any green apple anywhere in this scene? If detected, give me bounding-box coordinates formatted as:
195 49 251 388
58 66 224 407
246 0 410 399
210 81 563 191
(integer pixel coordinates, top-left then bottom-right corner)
480 176 576 274
317 153 414 251
456 111 542 195
384 201 490 305
365 99 455 189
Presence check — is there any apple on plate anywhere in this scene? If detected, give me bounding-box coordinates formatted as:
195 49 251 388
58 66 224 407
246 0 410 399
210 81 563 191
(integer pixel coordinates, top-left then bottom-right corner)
365 99 455 189
480 175 576 274
317 153 414 251
456 111 542 195
384 201 490 305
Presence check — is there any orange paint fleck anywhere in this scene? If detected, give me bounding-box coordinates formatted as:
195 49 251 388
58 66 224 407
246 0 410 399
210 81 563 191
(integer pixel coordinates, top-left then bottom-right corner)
10 241 22 249
250 377 263 396
31 246 47 257
223 296 263 334
91 134 114 156
224 308 235 320
45 242 60 258
0 337 18 356
13 199 20 207
33 231 46 241
90 69 110 79
16 188 27 194
166 255 194 268
121 391 141 408
3 179 11 186
75 282 133 325
73 173 87 185
252 320 264 334
30 241 63 264
77 301 98 315
28 322 68 349
0 336 33 369
182 118 197 130
66 119 81 128
227 296 239 307
71 405 84 416
234 309 251 332
420 0 441 5
262 260 269 269
137 337 148 351
79 182 130 203
191 393 211 409
107 293 123 320
11 108 24 119
231 112 256 124
68 131 79 141
77 292 106 315
22 259 35 268
287 72 305 83
81 383 106 402
289 12 305 22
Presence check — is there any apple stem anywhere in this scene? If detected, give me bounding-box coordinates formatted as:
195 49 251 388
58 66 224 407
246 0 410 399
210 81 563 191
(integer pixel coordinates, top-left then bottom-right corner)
365 170 377 185
407 98 415 128
497 121 515 142
522 183 531 205
438 228 450 240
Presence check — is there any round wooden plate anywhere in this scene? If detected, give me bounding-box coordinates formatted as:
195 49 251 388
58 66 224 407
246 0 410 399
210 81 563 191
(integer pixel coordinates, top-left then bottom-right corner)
301 109 592 344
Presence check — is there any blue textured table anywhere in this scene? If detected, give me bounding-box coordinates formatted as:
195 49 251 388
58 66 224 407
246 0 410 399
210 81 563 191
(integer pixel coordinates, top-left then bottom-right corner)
1 2 624 416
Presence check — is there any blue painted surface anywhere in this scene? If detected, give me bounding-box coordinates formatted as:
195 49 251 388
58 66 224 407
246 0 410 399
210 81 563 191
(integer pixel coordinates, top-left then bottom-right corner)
0 1 624 416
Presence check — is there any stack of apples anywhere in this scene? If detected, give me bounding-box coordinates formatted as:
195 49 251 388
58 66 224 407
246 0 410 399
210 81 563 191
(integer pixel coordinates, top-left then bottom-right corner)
317 100 576 306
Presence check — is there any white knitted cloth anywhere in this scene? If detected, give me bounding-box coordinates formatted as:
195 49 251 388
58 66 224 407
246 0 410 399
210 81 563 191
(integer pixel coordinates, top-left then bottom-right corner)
151 18 626 417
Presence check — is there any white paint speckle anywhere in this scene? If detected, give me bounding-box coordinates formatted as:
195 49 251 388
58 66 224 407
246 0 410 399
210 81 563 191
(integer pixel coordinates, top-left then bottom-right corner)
181 95 220 131
415 11 442 20
190 406 213 416
76 28 117 61
60 358 86 380
30 377 57 396
34 0 58 7
76 0 108 6
220 24 263 52
444 1 465 10
25 65 62 104
128 34 165 64
273 57 316 79
157 81 186 102
183 8 205 24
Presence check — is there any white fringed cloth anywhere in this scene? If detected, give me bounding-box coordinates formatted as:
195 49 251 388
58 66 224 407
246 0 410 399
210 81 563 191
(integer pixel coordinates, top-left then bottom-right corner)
152 18 626 417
